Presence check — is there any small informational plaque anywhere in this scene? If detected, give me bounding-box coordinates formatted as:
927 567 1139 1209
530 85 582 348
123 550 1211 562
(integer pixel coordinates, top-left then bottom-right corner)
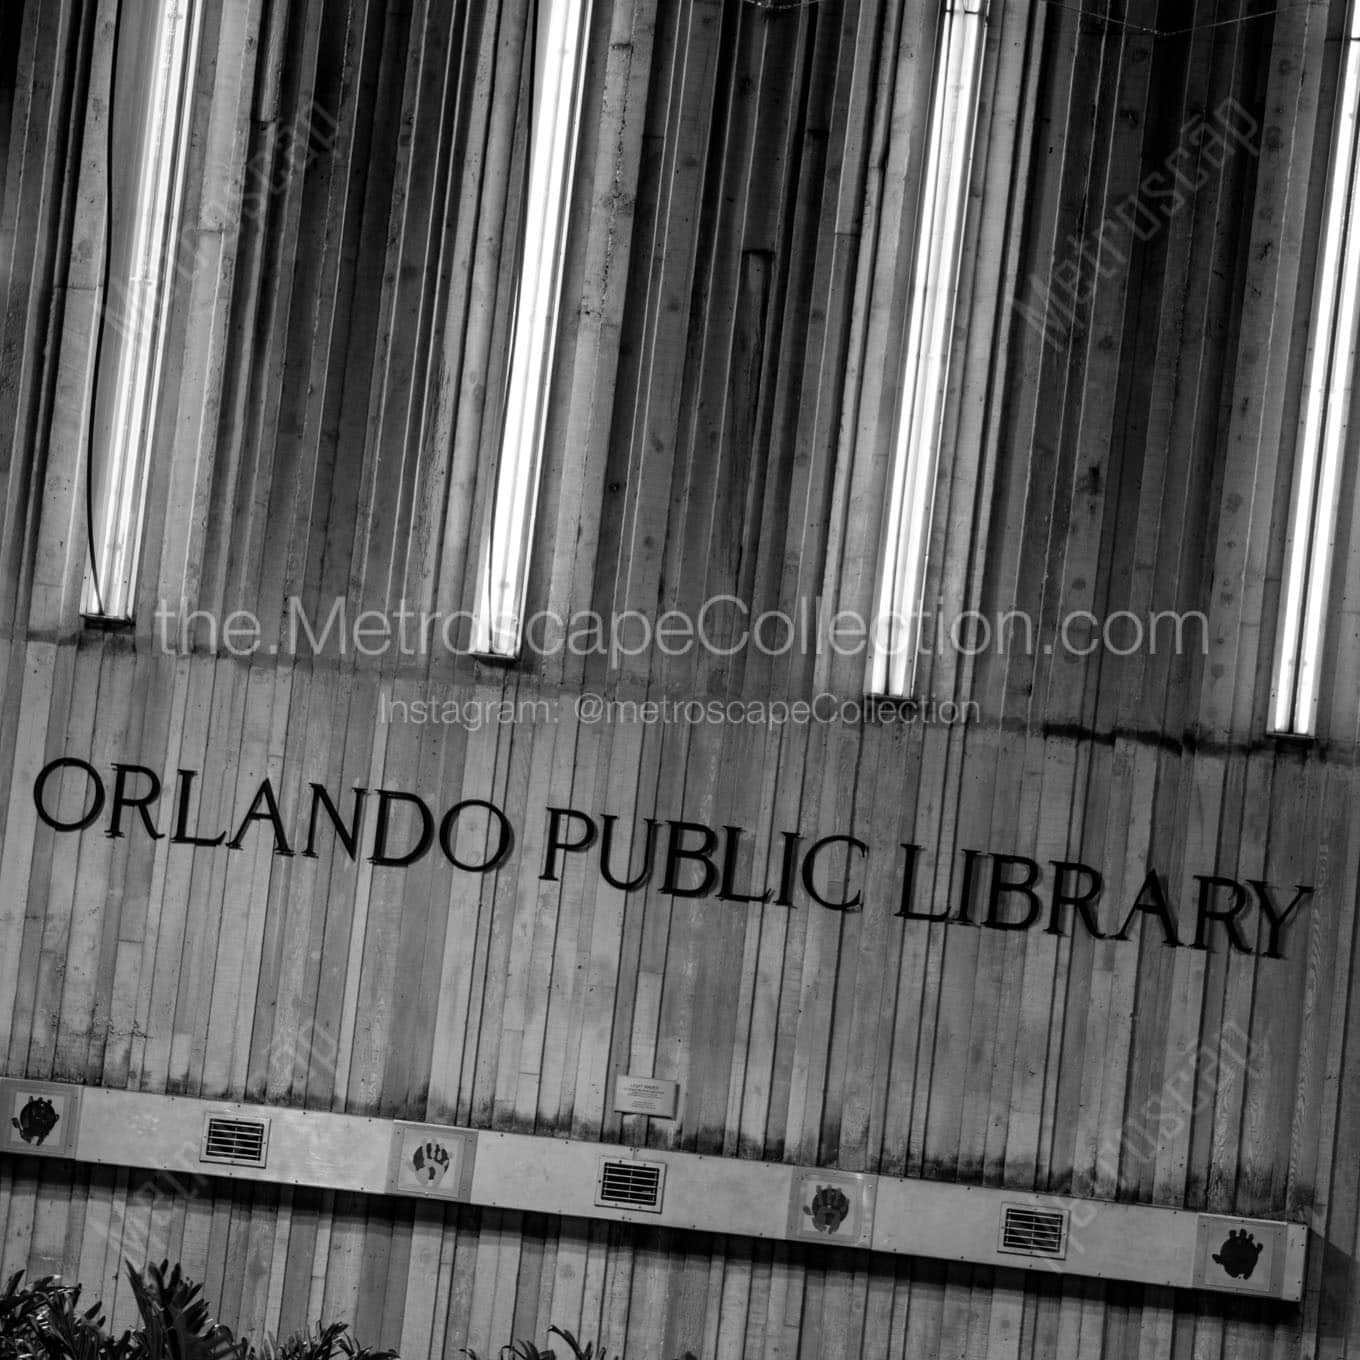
387 1123 477 1201
0 1079 81 1159
613 1075 679 1119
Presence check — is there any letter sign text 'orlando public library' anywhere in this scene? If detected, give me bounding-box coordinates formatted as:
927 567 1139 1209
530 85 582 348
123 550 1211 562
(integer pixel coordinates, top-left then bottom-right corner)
34 758 1313 959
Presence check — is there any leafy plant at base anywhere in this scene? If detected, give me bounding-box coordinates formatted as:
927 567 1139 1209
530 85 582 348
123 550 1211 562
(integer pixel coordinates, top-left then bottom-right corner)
0 1265 393 1360
461 1327 695 1360
0 1268 693 1360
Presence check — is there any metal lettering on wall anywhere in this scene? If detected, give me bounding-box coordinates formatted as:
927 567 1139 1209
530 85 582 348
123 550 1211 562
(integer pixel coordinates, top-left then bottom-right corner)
32 760 1314 958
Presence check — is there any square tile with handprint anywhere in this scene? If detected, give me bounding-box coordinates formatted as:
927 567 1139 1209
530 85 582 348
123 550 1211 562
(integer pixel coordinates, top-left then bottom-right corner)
0 1079 81 1158
786 1168 876 1248
387 1123 478 1201
1193 1214 1285 1295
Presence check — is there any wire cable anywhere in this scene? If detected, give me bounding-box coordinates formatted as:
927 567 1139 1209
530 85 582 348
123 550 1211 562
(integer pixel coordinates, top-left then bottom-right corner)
1037 0 1286 37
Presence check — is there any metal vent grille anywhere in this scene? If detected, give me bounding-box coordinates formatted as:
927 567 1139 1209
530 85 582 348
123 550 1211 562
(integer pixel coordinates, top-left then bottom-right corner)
998 1205 1068 1259
200 1116 270 1168
596 1159 665 1212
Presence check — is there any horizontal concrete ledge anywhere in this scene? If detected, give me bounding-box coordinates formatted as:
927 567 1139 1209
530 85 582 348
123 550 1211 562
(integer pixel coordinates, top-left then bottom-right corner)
0 1079 1305 1302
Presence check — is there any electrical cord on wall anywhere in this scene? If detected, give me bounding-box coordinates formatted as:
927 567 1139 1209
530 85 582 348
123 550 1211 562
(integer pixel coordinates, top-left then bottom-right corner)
83 0 123 618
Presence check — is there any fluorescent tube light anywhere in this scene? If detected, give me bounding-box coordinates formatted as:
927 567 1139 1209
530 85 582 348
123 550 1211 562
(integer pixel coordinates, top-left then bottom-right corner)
866 0 989 697
472 0 593 658
1270 3 1360 736
83 0 200 621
